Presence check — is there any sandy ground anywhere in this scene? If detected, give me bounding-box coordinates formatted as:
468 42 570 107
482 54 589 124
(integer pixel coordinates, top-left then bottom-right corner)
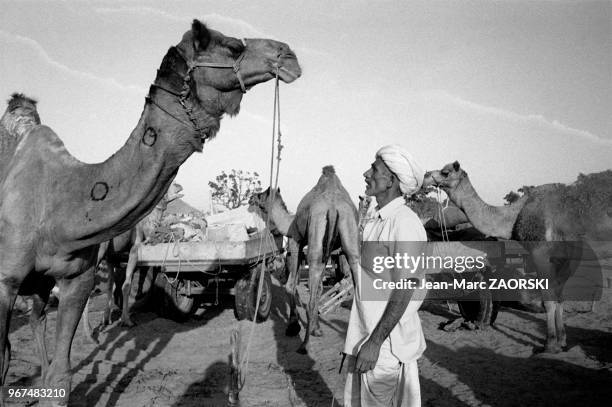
6 261 612 407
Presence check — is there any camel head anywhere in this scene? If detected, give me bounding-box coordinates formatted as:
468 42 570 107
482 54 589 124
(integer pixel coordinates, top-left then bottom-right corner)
0 93 41 137
422 161 467 193
249 187 287 214
151 20 301 150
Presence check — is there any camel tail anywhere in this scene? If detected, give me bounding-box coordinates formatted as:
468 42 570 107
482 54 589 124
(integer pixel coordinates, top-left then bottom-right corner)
322 209 339 262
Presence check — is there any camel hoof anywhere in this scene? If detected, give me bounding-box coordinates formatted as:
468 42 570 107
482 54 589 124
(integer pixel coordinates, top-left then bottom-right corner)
534 343 562 355
285 322 301 337
85 334 100 345
311 328 323 337
120 319 136 328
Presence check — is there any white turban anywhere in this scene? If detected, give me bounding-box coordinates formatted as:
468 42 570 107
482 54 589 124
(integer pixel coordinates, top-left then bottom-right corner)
376 144 424 196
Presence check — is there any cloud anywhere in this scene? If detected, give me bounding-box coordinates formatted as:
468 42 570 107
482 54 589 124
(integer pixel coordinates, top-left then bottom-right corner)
94 6 269 38
423 90 612 146
0 30 146 94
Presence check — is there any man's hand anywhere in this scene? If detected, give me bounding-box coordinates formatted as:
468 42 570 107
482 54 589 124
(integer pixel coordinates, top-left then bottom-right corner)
354 338 381 374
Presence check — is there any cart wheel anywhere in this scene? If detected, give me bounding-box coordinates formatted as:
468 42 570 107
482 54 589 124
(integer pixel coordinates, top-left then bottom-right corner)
234 265 272 322
154 273 195 321
457 297 501 327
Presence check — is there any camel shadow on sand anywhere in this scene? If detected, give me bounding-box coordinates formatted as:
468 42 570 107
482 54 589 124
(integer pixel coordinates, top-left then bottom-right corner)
269 282 343 407
67 268 228 407
496 306 612 363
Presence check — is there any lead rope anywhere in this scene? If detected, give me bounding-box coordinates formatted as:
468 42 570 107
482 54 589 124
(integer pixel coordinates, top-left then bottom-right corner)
435 187 456 313
237 68 282 392
273 71 283 190
436 188 450 242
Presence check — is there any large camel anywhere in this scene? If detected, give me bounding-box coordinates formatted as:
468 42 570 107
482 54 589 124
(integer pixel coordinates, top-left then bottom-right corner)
0 93 59 375
250 166 360 354
0 19 300 404
423 161 612 353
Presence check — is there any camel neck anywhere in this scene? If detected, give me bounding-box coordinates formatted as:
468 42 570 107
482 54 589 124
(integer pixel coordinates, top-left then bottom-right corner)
268 200 296 237
57 95 199 251
447 175 524 239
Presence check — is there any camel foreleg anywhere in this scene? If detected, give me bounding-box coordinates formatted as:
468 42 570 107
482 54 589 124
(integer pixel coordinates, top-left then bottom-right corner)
29 277 55 379
44 266 94 405
0 281 18 390
102 263 117 326
119 245 140 327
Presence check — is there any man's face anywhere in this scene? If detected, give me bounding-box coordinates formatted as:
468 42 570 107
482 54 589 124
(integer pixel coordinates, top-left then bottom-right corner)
363 157 394 196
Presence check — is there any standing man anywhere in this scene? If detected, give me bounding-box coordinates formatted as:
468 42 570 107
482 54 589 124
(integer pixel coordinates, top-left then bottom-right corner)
344 144 428 406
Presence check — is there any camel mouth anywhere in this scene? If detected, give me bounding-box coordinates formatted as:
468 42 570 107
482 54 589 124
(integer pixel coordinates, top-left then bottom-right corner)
274 55 301 83
277 66 300 83
422 172 441 188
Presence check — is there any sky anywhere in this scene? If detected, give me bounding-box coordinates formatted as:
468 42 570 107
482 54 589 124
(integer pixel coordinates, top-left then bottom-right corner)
1 0 610 212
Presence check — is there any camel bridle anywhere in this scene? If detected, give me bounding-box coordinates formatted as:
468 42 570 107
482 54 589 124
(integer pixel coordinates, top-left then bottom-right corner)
148 39 248 143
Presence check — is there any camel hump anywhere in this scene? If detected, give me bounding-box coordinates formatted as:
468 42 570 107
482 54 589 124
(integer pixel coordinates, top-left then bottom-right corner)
322 165 335 175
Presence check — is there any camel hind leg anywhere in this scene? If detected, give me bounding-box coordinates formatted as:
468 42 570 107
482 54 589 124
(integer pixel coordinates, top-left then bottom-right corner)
532 243 566 353
338 214 360 289
297 256 325 355
297 222 327 354
555 301 566 349
285 238 302 337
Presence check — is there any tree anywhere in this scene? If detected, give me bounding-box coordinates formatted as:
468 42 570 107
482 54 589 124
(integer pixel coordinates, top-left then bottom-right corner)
405 186 440 220
503 185 535 205
208 169 262 210
503 191 521 205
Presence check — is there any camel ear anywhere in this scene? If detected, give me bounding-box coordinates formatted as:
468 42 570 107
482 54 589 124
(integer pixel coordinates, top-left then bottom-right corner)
452 161 460 171
192 20 211 51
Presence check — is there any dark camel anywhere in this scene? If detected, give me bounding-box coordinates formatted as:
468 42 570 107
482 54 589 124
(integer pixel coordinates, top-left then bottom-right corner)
424 161 612 352
0 20 300 405
250 166 360 354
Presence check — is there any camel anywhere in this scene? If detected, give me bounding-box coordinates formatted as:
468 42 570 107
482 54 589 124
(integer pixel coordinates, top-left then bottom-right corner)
0 93 59 371
423 161 612 353
250 166 360 354
0 19 300 404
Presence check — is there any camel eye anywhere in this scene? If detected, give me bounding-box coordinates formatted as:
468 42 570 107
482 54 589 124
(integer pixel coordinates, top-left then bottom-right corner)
226 39 245 57
441 170 449 177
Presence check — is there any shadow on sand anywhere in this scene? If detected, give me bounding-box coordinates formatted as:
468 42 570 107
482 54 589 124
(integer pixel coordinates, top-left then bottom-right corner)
67 268 227 407
423 339 612 406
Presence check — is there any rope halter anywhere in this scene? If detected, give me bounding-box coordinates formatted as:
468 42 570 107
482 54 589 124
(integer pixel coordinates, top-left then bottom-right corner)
148 39 248 142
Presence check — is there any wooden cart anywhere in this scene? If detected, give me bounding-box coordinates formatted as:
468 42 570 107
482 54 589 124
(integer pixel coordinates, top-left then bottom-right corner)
137 231 284 322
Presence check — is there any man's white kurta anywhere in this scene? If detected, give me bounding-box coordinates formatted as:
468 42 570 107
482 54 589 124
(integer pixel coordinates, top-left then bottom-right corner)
344 196 428 364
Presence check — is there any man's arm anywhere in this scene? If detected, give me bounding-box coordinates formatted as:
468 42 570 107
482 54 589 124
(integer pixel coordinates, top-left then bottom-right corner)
353 279 415 373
